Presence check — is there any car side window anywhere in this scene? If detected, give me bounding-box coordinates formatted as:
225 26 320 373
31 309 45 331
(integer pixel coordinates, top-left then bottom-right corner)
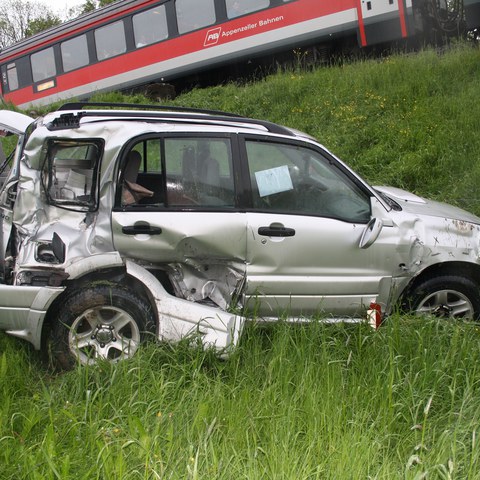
165 137 235 207
42 139 102 212
119 137 235 208
246 140 371 223
120 139 161 206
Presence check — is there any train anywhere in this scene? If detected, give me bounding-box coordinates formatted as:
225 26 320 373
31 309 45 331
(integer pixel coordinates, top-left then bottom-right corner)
1 0 479 109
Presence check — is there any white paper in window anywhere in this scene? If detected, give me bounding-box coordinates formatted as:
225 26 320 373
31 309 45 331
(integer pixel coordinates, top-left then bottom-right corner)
255 165 293 197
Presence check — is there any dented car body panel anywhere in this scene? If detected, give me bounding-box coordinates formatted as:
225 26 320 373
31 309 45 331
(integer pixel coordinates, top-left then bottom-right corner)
1 105 480 366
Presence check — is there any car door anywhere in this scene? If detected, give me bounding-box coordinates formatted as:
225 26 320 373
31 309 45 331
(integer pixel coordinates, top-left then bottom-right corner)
0 110 58 344
111 133 247 306
242 136 402 318
0 109 34 201
0 110 34 279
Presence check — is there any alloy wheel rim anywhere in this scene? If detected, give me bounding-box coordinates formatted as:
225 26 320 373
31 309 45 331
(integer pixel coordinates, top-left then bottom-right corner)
68 305 140 365
415 289 474 319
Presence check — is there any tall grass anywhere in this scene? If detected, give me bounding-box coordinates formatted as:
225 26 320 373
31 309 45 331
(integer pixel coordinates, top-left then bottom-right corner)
2 43 480 478
2 318 480 478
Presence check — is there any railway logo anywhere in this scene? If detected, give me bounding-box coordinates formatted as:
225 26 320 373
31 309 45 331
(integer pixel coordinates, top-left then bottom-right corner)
204 27 222 47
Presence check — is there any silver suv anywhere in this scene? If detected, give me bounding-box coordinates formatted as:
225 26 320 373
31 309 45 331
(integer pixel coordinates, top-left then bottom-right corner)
1 103 479 368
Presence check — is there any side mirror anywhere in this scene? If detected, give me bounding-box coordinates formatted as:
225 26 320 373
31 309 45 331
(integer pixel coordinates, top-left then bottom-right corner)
359 217 383 249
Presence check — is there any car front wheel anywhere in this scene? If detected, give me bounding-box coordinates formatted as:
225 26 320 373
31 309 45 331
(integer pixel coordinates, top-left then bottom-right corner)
50 284 155 369
404 275 480 320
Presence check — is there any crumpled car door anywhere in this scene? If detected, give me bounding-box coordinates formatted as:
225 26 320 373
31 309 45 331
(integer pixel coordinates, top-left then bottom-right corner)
0 110 33 135
112 134 247 351
0 110 34 280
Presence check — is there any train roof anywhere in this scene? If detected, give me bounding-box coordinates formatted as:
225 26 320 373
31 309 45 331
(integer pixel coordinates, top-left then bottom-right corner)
0 0 145 60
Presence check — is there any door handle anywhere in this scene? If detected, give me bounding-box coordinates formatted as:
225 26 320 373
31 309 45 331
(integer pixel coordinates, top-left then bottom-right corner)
258 225 295 237
122 225 162 235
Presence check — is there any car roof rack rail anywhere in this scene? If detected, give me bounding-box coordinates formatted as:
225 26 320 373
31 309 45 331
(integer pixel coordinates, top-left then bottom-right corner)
56 102 294 136
57 101 240 117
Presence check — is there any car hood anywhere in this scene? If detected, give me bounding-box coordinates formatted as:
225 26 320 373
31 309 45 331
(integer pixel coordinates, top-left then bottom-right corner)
374 186 480 225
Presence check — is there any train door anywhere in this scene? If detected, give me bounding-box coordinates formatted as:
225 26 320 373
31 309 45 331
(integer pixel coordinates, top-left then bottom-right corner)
357 0 413 46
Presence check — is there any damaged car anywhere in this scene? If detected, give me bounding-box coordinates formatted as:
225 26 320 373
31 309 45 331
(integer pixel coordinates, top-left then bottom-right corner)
0 103 480 369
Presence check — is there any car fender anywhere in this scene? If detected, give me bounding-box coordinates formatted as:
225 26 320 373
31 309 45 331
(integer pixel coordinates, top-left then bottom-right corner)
125 260 245 352
64 251 125 279
2 285 64 350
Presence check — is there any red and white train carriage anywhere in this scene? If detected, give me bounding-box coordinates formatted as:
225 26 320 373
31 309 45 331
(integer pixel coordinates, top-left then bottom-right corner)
0 0 479 109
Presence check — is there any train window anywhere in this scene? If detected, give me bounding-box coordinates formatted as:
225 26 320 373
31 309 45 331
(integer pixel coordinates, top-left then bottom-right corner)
31 47 56 82
6 64 18 91
133 5 168 47
95 20 127 61
176 0 216 34
61 34 89 72
226 0 269 19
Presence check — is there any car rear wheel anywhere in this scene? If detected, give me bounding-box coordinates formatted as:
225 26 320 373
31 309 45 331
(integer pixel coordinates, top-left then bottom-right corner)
50 284 155 369
404 275 480 320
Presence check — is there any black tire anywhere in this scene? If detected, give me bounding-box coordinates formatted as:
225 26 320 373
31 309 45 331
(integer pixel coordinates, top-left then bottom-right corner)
403 275 480 320
50 284 155 370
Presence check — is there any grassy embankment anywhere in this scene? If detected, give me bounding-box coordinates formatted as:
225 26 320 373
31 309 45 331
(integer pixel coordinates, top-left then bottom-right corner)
1 44 480 479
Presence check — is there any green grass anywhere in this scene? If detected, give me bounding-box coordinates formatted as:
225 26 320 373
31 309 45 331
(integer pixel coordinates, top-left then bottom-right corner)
2 318 480 478
2 42 480 478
